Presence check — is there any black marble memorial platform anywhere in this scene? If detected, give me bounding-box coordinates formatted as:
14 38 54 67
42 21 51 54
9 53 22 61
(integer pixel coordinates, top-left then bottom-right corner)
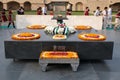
4 29 114 60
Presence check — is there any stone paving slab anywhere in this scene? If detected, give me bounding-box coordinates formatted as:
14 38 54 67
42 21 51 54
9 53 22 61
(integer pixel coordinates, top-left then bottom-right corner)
0 29 120 80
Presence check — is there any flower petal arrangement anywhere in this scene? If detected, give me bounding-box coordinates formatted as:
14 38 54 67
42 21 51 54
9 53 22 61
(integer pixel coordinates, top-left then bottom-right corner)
12 32 40 40
75 25 92 30
78 33 106 41
27 25 46 29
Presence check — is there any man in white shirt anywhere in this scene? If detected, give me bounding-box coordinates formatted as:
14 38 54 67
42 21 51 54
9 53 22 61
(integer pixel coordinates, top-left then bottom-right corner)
94 6 101 16
102 7 108 29
108 5 112 28
42 5 47 15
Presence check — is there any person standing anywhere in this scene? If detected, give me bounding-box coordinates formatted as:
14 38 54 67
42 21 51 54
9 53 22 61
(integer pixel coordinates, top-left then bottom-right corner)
17 8 21 14
42 5 47 15
37 7 42 15
114 9 120 31
67 9 72 15
17 7 24 15
7 8 15 28
94 6 101 16
20 7 24 15
49 9 53 15
102 7 108 29
108 5 112 28
1 9 7 22
84 7 90 16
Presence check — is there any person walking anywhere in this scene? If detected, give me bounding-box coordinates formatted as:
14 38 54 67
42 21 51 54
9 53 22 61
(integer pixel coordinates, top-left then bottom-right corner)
7 8 15 28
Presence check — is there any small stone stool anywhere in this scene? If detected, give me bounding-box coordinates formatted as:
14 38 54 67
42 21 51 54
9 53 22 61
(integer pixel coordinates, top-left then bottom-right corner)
39 51 79 71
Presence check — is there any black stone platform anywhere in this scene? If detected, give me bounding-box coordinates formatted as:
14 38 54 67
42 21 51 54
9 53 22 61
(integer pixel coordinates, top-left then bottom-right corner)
4 29 114 60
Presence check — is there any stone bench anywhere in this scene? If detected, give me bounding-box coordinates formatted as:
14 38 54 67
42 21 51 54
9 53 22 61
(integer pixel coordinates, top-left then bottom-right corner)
39 51 79 71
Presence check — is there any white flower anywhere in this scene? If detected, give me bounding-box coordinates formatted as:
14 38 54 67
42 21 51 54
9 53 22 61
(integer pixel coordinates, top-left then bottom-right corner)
69 27 76 33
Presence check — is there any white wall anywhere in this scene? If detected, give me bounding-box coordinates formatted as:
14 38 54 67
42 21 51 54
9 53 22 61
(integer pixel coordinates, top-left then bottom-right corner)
16 15 103 30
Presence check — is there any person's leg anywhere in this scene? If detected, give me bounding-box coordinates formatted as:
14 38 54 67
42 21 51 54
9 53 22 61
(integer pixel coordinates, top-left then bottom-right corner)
103 17 108 29
114 18 119 31
0 20 1 26
102 19 104 29
117 22 120 30
12 21 15 28
108 16 112 28
114 24 118 31
8 22 11 28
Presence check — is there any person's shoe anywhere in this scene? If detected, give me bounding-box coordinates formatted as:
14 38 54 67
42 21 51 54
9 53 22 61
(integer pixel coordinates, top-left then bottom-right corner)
13 26 16 29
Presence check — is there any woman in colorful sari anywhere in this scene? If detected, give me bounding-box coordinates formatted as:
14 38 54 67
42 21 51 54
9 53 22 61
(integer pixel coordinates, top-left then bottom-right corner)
84 7 90 16
1 9 7 22
7 8 15 28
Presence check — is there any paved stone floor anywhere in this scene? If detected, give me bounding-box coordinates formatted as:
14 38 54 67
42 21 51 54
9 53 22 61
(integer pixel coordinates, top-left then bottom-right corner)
0 29 120 80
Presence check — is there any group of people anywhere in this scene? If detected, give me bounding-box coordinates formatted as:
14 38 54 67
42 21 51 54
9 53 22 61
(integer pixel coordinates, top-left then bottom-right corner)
36 5 72 15
0 8 15 28
17 7 24 15
94 6 112 29
37 5 47 15
1 5 120 30
84 6 120 30
0 6 25 28
84 6 112 29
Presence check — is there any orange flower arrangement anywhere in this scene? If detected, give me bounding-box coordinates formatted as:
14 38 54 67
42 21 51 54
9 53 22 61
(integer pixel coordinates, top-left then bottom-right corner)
12 32 40 40
27 25 46 29
78 33 106 41
18 33 33 37
75 25 92 30
85 33 99 38
40 51 78 59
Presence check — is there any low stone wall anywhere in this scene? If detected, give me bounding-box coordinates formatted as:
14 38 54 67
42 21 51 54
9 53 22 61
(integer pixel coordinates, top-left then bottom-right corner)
16 15 103 30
